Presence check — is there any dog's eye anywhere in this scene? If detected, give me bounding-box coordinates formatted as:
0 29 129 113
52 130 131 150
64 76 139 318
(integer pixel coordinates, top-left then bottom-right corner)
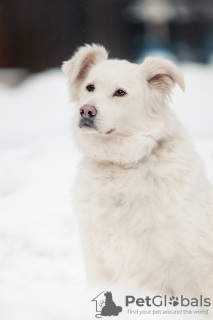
86 84 95 92
114 89 126 97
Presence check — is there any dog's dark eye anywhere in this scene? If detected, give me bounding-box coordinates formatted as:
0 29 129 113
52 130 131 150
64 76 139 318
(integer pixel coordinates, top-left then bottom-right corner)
114 89 126 97
86 84 95 92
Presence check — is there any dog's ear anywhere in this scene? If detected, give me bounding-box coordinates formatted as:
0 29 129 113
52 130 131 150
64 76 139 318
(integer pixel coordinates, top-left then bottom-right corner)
62 43 108 85
141 57 185 97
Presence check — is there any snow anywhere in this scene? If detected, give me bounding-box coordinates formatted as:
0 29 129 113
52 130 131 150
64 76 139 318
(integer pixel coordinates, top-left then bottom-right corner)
0 65 213 320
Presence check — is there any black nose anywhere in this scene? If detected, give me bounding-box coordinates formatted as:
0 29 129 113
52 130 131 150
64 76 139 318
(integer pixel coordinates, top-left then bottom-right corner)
80 104 97 119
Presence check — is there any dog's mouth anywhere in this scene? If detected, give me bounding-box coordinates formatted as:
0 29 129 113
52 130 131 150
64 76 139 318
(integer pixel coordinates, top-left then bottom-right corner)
79 119 115 135
79 118 97 131
105 129 115 135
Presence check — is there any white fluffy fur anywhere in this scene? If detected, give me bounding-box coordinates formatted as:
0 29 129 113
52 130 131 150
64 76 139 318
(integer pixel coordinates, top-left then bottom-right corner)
62 44 213 299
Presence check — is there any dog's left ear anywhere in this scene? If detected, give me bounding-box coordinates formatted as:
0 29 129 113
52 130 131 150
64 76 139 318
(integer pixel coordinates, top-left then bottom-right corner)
141 57 185 96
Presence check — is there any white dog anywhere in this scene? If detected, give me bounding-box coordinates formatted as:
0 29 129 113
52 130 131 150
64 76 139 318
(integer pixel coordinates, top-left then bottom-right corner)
62 44 213 299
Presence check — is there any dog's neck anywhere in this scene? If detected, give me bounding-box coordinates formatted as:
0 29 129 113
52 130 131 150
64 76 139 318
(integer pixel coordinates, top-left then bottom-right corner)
84 132 189 170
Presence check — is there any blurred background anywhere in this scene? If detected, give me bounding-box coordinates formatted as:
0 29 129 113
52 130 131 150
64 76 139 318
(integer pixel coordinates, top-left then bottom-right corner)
1 0 213 76
0 1 213 320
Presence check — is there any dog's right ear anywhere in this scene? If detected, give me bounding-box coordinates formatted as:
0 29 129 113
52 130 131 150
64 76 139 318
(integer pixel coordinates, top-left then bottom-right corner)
62 44 108 88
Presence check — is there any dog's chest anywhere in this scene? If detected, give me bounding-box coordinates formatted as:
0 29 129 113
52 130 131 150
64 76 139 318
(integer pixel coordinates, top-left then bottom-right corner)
75 160 181 276
76 159 157 221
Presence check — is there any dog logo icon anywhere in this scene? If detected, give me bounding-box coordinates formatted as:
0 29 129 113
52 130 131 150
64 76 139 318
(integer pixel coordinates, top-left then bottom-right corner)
92 291 122 318
169 296 179 307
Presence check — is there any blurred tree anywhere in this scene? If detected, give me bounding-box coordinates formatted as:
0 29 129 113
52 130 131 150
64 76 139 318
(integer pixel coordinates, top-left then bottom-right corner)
0 0 213 71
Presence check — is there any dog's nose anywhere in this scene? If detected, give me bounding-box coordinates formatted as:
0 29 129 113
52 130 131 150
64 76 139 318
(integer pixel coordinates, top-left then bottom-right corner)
80 104 97 119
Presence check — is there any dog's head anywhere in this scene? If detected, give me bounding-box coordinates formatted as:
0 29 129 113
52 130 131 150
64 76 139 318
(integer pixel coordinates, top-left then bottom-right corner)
62 44 185 166
104 291 112 299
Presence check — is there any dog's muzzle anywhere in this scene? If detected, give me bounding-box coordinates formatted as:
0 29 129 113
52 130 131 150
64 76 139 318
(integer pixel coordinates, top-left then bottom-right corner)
79 104 97 129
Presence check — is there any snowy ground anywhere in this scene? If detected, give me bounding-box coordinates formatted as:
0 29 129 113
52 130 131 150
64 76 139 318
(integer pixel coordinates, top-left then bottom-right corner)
0 65 213 320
